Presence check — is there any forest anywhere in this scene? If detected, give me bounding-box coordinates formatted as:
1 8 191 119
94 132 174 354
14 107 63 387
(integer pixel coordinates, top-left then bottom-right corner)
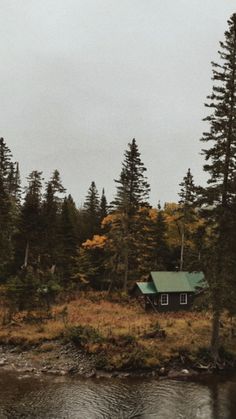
0 13 236 362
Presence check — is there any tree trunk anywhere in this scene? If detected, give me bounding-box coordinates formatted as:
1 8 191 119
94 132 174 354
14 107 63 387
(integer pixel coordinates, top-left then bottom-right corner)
24 240 29 268
211 310 220 362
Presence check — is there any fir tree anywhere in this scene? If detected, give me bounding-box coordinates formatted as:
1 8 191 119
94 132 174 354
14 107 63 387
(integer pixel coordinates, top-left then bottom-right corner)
0 138 12 187
83 181 100 238
42 170 66 269
200 14 236 360
178 168 196 270
20 171 44 268
49 169 66 196
111 139 150 290
113 138 150 215
0 139 20 276
100 188 108 221
0 175 12 276
60 195 79 283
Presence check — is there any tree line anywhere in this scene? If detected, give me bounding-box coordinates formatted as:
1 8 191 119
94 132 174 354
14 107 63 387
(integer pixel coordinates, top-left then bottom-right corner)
0 13 236 361
0 136 202 290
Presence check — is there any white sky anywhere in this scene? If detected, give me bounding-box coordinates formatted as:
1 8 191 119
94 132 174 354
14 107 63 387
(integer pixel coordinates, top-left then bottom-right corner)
0 0 235 205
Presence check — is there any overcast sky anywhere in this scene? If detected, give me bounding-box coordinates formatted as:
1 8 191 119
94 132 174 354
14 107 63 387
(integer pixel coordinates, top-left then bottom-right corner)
0 1 235 206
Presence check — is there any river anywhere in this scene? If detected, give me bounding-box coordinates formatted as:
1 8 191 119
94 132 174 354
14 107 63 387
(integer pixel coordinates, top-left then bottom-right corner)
0 371 235 418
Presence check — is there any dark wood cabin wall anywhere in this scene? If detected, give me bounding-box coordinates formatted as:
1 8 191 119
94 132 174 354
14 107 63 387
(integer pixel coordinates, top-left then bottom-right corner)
146 292 194 312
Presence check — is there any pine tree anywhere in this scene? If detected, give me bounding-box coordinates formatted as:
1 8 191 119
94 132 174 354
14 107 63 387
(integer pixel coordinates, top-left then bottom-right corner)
49 169 66 196
20 171 44 269
42 170 66 269
0 175 12 276
60 195 79 283
83 181 100 238
113 138 150 215
200 14 236 360
100 188 108 221
178 168 196 270
111 139 150 290
0 138 12 186
0 139 21 276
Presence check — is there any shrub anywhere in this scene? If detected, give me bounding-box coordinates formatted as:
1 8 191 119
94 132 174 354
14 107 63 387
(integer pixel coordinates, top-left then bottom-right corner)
121 348 147 370
95 353 109 369
65 325 104 347
107 333 137 347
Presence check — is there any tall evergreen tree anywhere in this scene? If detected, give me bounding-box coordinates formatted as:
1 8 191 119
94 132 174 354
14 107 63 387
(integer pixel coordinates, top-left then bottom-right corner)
60 194 79 283
20 171 43 269
178 168 196 270
113 138 150 214
0 139 21 276
0 138 12 186
42 170 66 269
83 181 100 238
49 169 66 196
200 14 236 360
0 175 12 276
100 188 108 221
111 139 150 290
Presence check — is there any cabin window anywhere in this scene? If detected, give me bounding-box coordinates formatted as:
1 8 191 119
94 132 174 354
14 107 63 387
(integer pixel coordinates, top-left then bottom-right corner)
160 293 168 305
180 293 187 305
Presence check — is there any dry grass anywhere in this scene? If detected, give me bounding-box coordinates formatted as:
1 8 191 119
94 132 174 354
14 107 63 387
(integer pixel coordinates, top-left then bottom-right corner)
0 292 235 368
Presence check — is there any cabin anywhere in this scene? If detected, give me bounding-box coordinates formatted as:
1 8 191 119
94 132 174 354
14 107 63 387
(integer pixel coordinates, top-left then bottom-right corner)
135 271 206 312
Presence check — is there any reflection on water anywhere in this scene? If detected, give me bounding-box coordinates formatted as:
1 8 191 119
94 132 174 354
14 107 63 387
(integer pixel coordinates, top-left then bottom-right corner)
0 371 235 418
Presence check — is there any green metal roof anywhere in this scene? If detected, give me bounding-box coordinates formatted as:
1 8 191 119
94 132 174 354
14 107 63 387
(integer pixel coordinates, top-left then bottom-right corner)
150 271 205 293
136 282 157 294
186 272 206 292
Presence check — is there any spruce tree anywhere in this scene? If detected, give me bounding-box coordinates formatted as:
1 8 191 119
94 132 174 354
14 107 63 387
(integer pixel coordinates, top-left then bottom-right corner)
0 138 12 186
100 188 108 221
0 139 21 276
83 181 100 238
42 170 66 269
49 169 66 196
113 138 150 214
200 13 236 360
111 139 150 290
0 175 12 276
178 168 196 270
20 171 44 268
60 194 79 283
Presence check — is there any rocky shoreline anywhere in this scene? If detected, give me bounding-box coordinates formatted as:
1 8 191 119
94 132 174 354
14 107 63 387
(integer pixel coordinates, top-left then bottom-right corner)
0 341 235 381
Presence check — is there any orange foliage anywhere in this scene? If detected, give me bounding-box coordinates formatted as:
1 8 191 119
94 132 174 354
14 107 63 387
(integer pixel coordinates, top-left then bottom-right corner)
82 235 108 249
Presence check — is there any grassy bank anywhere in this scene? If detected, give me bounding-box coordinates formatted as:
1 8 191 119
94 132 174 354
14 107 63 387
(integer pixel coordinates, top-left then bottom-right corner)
0 293 235 372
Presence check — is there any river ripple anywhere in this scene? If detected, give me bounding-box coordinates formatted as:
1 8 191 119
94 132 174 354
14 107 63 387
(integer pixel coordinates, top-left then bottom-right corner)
0 371 235 418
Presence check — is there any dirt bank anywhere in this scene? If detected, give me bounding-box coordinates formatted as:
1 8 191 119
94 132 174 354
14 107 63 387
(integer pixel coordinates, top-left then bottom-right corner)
0 340 235 381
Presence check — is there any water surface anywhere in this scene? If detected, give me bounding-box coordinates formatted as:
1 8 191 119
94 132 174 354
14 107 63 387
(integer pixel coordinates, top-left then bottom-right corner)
0 371 235 418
